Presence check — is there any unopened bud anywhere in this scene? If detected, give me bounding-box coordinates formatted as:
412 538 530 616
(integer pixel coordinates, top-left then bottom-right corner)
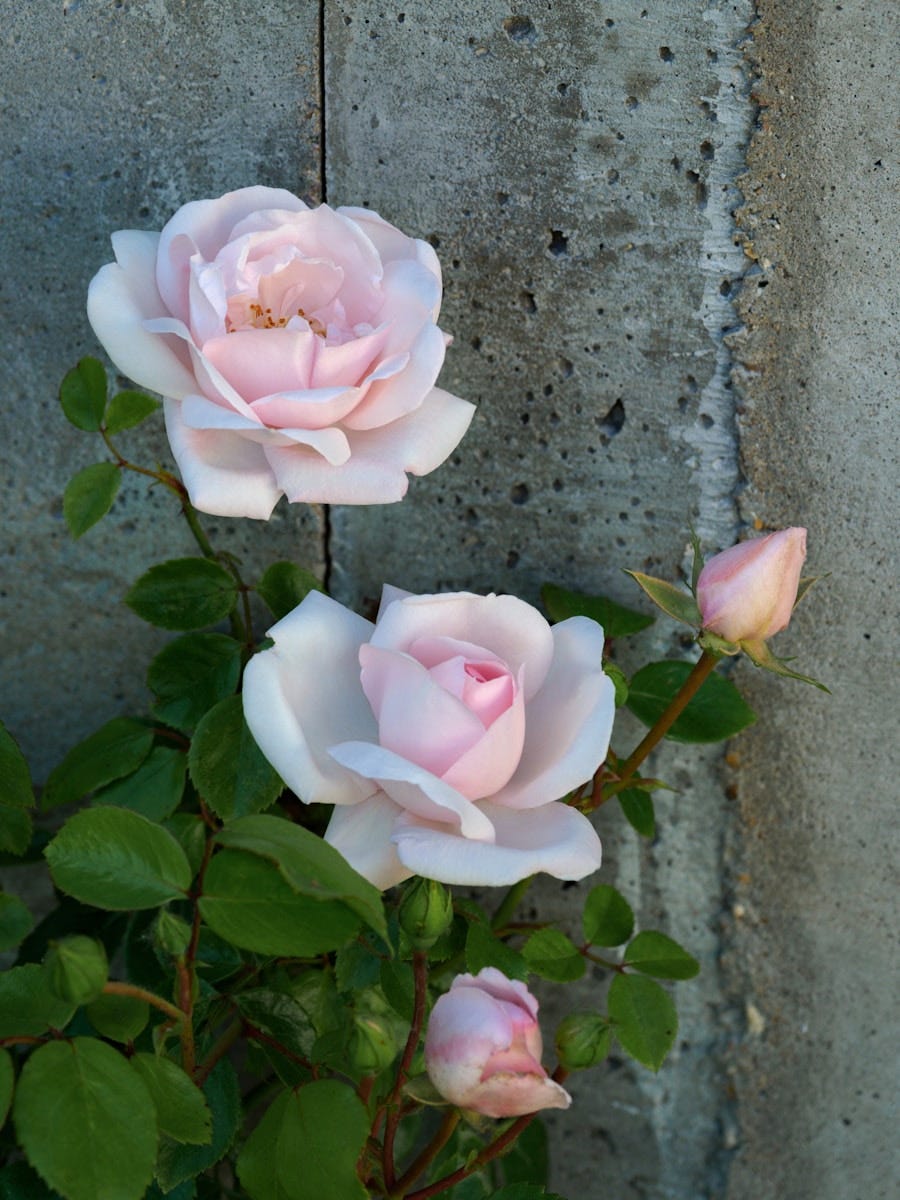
348 1010 398 1074
554 1012 612 1070
44 936 108 1006
154 910 191 957
399 877 453 951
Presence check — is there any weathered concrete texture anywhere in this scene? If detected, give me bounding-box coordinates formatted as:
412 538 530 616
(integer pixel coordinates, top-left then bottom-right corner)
326 3 755 1196
0 1 324 778
728 2 900 1197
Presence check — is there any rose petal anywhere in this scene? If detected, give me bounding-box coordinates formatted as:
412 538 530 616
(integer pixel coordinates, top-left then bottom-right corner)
251 388 362 432
202 328 318 400
342 323 447 430
179 395 352 463
164 400 283 519
242 592 379 804
467 1073 572 1119
87 231 197 400
339 207 443 314
392 800 602 886
324 793 411 890
451 968 539 1021
440 692 526 799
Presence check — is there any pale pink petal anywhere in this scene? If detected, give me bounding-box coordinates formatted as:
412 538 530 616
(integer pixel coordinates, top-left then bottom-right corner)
324 793 411 890
143 315 258 418
468 1074 571 1119
310 324 392 390
372 589 553 701
164 400 282 519
242 592 378 806
451 968 539 1021
87 231 197 400
343 386 475 476
339 208 443 311
202 328 318 400
440 694 525 799
698 528 806 642
252 388 362 432
375 260 442 348
392 800 602 886
342 324 446 430
179 395 351 463
377 584 414 618
258 442 410 505
327 742 496 842
491 618 615 809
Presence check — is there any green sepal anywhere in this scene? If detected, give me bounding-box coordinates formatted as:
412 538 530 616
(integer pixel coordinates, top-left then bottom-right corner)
104 390 161 433
555 1013 612 1070
697 629 741 657
793 574 823 610
623 570 701 627
603 662 629 706
63 462 121 539
741 638 830 692
541 582 654 638
688 526 704 594
59 357 107 432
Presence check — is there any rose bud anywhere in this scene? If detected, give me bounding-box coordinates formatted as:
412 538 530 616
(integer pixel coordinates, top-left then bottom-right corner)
424 967 571 1118
399 877 454 950
696 527 807 644
43 936 108 1007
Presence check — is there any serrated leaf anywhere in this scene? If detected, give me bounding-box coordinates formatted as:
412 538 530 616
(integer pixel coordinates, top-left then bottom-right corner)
624 931 700 980
257 561 325 622
541 582 653 638
0 893 33 951
234 989 317 1062
154 1059 240 1193
627 661 757 743
741 638 830 692
92 745 187 822
148 633 243 733
522 928 585 982
125 558 237 631
199 849 361 957
104 390 161 434
617 788 656 839
59 357 107 432
0 723 35 809
0 1049 13 1130
86 991 149 1042
215 813 386 941
189 697 283 821
623 571 701 627
63 462 121 539
13 1039 156 1200
583 884 634 947
0 965 75 1037
41 717 154 810
608 974 677 1071
130 1053 212 1145
0 1161 63 1198
45 806 192 910
465 920 528 981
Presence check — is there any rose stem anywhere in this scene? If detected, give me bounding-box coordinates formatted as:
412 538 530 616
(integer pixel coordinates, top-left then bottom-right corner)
382 950 429 1193
490 875 535 931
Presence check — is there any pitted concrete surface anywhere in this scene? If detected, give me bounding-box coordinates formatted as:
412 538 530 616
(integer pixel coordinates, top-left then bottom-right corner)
0 3 896 1198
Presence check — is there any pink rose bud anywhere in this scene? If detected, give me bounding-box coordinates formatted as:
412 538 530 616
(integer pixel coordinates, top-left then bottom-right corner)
696 527 807 643
424 967 571 1118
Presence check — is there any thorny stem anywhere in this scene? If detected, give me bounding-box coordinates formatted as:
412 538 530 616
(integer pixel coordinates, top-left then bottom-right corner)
102 981 184 1025
382 950 429 1194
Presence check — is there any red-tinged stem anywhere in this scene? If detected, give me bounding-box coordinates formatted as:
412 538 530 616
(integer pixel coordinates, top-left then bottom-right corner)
102 980 184 1025
382 951 429 1193
194 1020 242 1086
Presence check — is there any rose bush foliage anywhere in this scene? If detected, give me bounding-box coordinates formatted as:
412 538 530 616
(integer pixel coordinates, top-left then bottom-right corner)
243 586 615 888
88 186 475 516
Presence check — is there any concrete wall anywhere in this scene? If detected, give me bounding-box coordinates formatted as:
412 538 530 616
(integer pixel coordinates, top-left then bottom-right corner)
1 2 895 1198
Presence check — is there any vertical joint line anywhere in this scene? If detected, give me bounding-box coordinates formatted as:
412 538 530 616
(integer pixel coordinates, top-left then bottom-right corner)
318 0 332 591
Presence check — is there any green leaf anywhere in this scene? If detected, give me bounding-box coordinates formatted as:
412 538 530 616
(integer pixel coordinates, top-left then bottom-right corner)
0 965 75 1037
43 936 108 1006
607 974 677 1071
13 1038 156 1200
498 1118 548 1187
0 723 35 809
189 697 283 822
42 717 154 810
380 958 416 1023
465 920 528 981
199 849 361 957
130 1053 212 1145
603 661 629 706
104 390 161 434
626 661 757 743
741 638 830 692
0 893 33 951
45 806 193 910
234 989 317 1062
155 1059 241 1192
624 931 700 980
0 1049 13 1130
59 357 107 432
165 813 208 877
125 558 238 631
215 813 387 941
335 940 382 993
257 562 325 621
623 571 702 627
521 928 585 982
86 991 149 1042
0 1161 63 1199
0 806 32 857
583 884 634 947
617 787 656 838
148 633 243 733
541 582 654 638
92 745 187 822
62 462 121 539
238 1081 368 1200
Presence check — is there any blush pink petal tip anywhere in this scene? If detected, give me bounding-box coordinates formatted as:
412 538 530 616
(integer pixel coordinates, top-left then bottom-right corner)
87 189 473 516
697 527 807 643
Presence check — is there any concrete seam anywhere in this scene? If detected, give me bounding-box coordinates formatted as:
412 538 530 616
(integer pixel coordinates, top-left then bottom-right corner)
318 0 333 590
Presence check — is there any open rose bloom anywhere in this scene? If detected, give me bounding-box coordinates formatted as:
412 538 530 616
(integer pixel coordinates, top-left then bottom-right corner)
425 968 571 1118
243 587 615 889
87 187 475 516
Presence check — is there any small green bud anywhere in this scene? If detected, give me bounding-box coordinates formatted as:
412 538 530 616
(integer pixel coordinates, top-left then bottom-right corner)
399 877 454 950
348 1011 398 1075
154 909 192 957
44 936 108 1006
555 1012 612 1070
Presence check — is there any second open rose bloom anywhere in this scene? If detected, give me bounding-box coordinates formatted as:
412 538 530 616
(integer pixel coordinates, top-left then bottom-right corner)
87 186 474 517
243 586 615 889
696 527 807 644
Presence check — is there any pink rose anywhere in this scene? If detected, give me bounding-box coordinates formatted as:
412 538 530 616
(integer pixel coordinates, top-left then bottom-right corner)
87 187 475 517
697 527 807 643
242 586 614 889
424 967 571 1118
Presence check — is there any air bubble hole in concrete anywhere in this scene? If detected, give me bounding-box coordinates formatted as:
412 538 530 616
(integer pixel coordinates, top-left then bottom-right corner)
548 229 568 256
503 15 536 43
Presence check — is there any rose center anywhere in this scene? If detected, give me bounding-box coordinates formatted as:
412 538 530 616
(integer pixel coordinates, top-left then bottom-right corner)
225 299 327 337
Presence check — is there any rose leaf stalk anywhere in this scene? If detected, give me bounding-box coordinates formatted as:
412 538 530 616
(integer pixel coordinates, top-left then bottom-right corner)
381 950 429 1193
